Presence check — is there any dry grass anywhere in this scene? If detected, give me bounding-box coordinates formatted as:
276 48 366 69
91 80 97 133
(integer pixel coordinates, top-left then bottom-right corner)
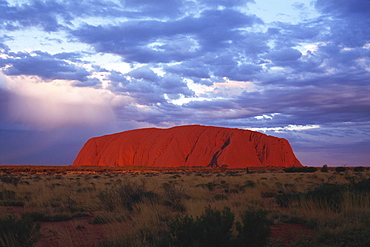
0 168 369 246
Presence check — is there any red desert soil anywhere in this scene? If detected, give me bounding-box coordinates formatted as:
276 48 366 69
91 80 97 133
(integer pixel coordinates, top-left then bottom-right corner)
270 223 316 245
73 125 302 168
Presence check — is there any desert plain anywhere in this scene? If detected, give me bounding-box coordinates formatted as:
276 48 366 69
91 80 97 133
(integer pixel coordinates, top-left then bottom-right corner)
0 165 369 247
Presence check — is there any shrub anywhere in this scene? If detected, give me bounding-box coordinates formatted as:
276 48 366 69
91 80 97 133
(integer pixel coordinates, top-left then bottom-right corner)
275 193 301 208
241 180 255 189
22 211 74 222
350 178 370 192
283 167 317 173
162 182 189 212
160 207 271 247
97 190 118 211
0 190 16 200
117 182 158 211
91 215 114 224
234 209 271 247
304 183 346 211
214 194 228 201
0 176 21 186
21 212 45 222
0 201 24 206
321 164 329 172
205 182 216 191
98 182 158 212
195 182 217 191
0 216 42 247
161 207 234 247
335 167 346 172
229 189 239 194
353 166 365 172
316 227 370 247
261 192 277 198
0 190 24 206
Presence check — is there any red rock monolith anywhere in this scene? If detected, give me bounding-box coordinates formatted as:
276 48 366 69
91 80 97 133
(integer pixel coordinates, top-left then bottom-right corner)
72 125 302 168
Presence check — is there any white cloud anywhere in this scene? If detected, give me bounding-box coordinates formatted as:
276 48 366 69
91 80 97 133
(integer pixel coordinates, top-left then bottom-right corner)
2 74 118 129
246 124 320 133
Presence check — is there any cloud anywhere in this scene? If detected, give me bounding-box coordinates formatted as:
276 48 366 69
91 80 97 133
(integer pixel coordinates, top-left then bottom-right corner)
315 0 370 48
0 1 61 31
247 124 321 133
71 8 262 63
2 74 117 129
0 35 10 51
108 69 194 106
201 0 254 7
0 0 130 31
315 0 370 17
127 66 160 82
265 47 302 67
122 0 186 18
1 51 91 81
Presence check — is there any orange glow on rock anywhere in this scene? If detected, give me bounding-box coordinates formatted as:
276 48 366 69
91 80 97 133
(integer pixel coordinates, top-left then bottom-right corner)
72 125 302 168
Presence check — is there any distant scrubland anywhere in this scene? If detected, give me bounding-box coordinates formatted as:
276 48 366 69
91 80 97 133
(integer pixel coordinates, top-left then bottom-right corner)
0 166 369 246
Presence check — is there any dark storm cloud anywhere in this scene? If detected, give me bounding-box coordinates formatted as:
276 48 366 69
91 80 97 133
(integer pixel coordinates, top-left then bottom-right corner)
0 88 10 122
0 125 114 165
1 51 90 81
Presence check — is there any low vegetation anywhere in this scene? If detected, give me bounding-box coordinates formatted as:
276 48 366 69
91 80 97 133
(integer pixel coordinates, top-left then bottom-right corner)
0 166 369 246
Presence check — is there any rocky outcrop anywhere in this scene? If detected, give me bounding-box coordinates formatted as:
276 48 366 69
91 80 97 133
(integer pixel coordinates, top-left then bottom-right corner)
72 125 302 168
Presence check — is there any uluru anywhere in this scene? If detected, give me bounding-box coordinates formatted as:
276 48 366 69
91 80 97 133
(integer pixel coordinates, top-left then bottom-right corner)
72 125 302 168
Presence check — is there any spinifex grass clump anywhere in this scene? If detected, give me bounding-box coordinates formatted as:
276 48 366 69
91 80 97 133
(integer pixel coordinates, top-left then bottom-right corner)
0 176 21 186
0 189 24 206
0 190 16 200
304 183 346 212
275 192 301 208
282 177 370 247
0 215 42 247
160 207 235 247
161 182 189 212
97 181 158 212
159 207 271 247
234 209 271 247
350 178 370 192
278 178 370 211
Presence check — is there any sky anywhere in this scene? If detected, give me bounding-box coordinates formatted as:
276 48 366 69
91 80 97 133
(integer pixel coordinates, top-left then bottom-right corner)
0 0 369 167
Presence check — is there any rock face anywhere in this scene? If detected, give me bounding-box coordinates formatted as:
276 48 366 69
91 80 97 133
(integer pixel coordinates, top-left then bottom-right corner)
72 125 302 168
